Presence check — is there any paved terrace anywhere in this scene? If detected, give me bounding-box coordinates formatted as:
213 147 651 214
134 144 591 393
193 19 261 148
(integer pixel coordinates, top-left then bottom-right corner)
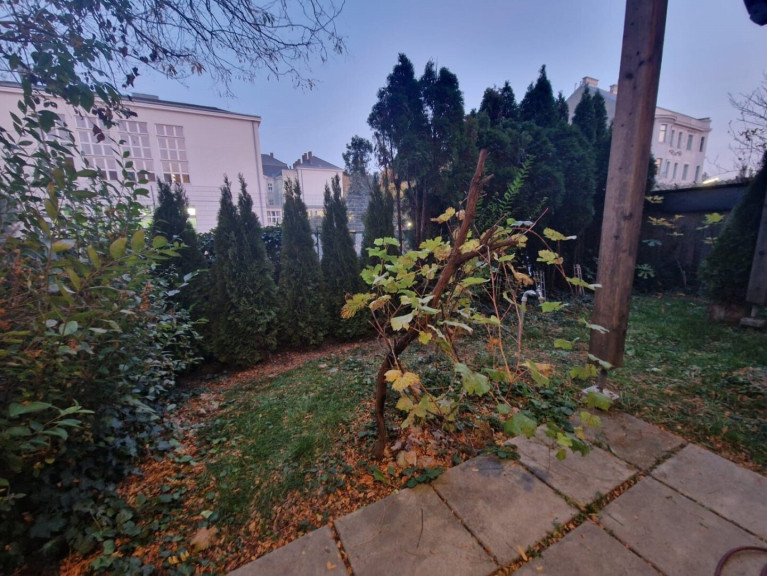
229 412 767 576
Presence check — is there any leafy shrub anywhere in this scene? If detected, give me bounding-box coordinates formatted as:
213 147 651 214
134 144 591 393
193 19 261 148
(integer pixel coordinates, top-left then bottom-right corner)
0 93 199 570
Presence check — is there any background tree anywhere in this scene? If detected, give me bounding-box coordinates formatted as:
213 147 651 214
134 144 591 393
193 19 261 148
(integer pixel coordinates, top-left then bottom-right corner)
149 182 206 312
729 75 767 176
208 176 278 365
360 175 396 267
278 179 327 347
700 152 767 304
368 53 427 249
321 175 367 339
519 65 558 128
343 135 374 178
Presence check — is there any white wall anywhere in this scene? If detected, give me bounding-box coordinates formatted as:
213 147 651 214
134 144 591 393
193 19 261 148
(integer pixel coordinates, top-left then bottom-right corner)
0 84 265 233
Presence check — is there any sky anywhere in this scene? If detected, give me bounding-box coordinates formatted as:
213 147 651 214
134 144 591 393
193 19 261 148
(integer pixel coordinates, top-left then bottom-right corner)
139 0 767 180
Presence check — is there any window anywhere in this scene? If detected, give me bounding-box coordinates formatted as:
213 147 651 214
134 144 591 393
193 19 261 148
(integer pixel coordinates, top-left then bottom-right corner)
687 134 693 150
76 117 118 180
663 160 670 178
186 206 197 230
695 166 701 182
670 129 675 147
119 120 154 181
266 210 282 225
267 182 273 194
156 124 190 183
672 163 678 180
655 158 662 174
677 132 683 148
682 164 689 180
658 124 667 142
699 136 705 152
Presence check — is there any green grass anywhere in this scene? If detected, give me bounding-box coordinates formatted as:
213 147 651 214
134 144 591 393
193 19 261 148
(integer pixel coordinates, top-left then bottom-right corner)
522 295 767 471
199 350 378 533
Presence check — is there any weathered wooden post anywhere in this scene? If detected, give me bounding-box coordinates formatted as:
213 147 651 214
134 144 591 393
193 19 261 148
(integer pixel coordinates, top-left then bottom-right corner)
589 0 668 376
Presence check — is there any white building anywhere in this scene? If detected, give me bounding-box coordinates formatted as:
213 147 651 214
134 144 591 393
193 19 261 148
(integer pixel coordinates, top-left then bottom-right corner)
261 151 343 229
0 82 267 232
566 77 712 187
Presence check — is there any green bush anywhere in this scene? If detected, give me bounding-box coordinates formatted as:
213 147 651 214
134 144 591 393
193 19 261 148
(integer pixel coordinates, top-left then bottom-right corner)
0 94 199 570
700 154 767 304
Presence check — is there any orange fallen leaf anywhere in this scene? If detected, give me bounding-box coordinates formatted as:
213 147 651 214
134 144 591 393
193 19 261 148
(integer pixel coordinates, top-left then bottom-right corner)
190 526 218 551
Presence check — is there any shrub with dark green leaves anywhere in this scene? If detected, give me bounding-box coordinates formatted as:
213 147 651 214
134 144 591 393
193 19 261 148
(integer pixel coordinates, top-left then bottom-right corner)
700 154 767 304
0 93 199 571
278 179 328 347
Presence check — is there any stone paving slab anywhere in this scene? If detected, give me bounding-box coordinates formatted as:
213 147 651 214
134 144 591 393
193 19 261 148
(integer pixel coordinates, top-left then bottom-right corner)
513 521 660 576
228 525 342 576
601 477 767 575
581 411 685 470
432 456 576 565
335 484 497 576
513 428 636 506
653 443 767 539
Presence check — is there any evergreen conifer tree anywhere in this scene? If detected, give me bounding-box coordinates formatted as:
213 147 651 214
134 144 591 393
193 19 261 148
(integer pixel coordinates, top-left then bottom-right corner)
321 175 367 339
520 65 557 128
278 179 327 347
360 175 395 267
208 176 279 365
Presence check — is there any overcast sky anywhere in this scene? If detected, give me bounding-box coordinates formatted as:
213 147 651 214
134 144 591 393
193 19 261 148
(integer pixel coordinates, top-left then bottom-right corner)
142 0 767 180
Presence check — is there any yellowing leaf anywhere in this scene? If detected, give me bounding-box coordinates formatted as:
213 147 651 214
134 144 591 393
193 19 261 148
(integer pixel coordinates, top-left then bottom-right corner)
131 229 145 252
543 228 576 242
190 526 218 551
390 312 414 331
392 371 420 392
431 206 456 223
51 239 75 252
554 338 573 350
369 294 391 312
109 237 127 259
384 369 402 383
537 249 563 266
396 396 414 412
418 331 432 344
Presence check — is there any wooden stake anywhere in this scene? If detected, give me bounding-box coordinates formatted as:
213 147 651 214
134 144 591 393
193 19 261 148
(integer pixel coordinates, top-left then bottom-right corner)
589 0 668 368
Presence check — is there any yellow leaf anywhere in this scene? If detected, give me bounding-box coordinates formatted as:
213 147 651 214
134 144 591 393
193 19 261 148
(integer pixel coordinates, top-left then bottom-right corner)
326 561 337 570
517 545 528 561
418 331 432 345
392 371 420 392
384 369 402 383
431 207 456 223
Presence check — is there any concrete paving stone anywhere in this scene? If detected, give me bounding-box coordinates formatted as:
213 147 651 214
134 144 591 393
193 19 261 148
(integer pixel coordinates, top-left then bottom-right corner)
580 411 685 470
513 428 636 506
602 477 767 576
653 443 767 539
335 484 497 576
513 521 660 576
228 525 342 576
432 456 577 565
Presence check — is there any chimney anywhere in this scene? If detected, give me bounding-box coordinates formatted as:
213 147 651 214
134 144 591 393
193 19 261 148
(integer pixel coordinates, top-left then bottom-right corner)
583 76 599 88
610 84 618 95
270 152 274 157
302 153 307 163
308 151 313 163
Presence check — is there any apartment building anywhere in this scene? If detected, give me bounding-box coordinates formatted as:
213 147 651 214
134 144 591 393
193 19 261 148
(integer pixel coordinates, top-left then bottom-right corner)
0 82 266 232
566 77 712 187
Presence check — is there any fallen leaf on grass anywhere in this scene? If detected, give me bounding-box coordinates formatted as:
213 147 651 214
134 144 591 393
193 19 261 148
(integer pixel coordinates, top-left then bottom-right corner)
190 526 218 551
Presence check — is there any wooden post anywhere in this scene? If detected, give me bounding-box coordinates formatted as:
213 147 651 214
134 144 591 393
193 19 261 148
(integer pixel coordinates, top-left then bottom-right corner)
589 0 668 368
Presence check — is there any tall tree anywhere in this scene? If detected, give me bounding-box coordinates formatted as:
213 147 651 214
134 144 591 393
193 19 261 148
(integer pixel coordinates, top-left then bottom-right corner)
360 176 396 267
417 60 465 243
321 175 367 339
368 53 427 250
520 65 558 128
208 176 278 366
343 135 374 178
278 179 327 347
572 86 596 142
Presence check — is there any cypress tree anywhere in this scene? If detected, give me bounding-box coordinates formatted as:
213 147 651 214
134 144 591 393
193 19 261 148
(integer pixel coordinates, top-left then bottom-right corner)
321 175 367 339
520 65 557 128
208 175 278 365
700 153 767 304
278 179 327 347
360 175 395 268
572 86 596 142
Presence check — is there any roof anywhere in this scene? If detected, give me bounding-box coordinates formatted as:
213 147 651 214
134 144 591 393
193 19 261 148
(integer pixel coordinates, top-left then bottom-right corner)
261 154 290 178
294 152 341 170
0 80 261 121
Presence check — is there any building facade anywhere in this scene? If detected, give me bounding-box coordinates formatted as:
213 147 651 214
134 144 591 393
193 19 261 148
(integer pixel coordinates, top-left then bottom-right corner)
0 82 267 233
260 151 343 229
566 77 712 188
